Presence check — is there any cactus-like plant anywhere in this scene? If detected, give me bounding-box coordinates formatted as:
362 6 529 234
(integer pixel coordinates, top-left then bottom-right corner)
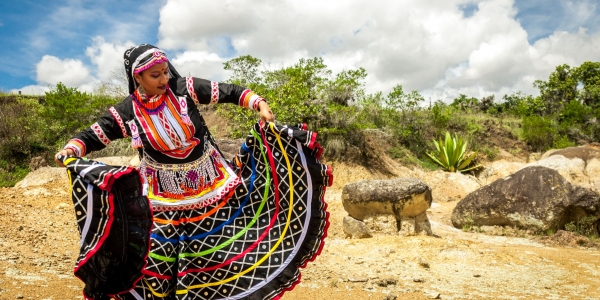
426 132 481 172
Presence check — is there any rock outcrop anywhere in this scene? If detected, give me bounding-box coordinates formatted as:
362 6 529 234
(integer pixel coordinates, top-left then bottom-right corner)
342 178 433 236
452 166 600 233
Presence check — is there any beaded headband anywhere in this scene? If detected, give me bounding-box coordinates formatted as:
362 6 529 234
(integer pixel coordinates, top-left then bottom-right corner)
132 49 169 75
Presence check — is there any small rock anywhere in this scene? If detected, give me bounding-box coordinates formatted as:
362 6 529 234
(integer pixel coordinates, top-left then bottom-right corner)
343 216 372 239
55 203 70 210
473 274 481 278
424 290 441 299
16 295 24 299
418 258 430 269
383 295 397 300
374 278 398 287
413 277 425 283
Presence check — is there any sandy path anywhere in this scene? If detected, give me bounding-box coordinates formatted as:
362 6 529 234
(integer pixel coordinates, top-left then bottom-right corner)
1 166 599 300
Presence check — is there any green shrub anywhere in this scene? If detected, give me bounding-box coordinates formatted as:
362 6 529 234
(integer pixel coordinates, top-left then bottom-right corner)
521 115 559 152
426 132 481 173
0 96 48 163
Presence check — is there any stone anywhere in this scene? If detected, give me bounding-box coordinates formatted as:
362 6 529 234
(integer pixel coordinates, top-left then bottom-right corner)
477 160 526 186
29 156 47 171
452 166 600 233
363 214 398 235
399 218 416 237
424 291 441 299
342 216 372 239
343 178 434 236
129 155 140 167
532 155 587 187
418 257 430 268
216 138 244 161
14 167 67 188
55 203 70 210
382 295 397 300
342 178 432 220
415 212 433 236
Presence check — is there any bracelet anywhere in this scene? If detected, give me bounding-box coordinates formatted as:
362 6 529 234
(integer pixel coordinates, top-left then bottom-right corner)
254 98 267 111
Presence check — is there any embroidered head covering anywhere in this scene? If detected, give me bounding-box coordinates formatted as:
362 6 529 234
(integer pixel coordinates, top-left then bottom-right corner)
123 44 181 94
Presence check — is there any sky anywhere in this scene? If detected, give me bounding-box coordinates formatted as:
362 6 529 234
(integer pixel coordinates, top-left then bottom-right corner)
1 0 599 102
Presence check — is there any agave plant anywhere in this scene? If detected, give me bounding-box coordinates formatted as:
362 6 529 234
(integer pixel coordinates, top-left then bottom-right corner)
426 132 481 172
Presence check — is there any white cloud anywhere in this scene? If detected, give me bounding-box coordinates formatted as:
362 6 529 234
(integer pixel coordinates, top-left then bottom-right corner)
85 36 135 80
36 55 92 87
156 0 600 102
170 51 229 81
14 0 600 102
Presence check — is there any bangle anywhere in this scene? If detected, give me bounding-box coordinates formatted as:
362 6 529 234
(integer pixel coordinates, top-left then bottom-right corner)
255 98 267 111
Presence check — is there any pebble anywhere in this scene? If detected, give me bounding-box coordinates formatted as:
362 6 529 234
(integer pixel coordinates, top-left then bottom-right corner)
382 295 397 300
418 258 430 269
424 290 441 299
413 277 425 283
16 295 24 299
474 274 481 277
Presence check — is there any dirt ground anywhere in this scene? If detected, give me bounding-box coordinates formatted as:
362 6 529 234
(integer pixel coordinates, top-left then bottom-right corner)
1 163 600 300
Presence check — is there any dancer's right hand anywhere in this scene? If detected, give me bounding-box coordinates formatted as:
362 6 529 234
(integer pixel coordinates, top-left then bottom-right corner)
54 149 74 167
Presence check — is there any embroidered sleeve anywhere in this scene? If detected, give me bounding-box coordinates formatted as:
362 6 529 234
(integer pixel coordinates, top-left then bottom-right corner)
64 98 133 156
63 138 87 157
109 107 129 138
175 77 265 110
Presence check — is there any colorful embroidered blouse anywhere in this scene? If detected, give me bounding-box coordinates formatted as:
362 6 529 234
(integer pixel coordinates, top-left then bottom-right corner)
64 77 265 164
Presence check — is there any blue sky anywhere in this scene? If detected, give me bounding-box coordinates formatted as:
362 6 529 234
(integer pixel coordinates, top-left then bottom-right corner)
0 0 162 90
1 0 599 101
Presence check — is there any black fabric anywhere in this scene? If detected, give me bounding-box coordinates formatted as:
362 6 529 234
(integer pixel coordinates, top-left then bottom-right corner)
62 156 153 299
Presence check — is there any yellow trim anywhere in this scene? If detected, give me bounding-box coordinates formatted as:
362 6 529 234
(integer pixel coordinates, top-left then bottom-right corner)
176 123 295 294
143 278 175 297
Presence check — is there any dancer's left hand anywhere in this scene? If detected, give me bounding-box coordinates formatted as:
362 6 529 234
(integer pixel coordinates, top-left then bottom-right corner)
259 101 275 123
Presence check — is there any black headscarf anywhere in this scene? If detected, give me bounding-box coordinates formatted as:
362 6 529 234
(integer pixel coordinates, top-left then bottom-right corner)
123 44 181 94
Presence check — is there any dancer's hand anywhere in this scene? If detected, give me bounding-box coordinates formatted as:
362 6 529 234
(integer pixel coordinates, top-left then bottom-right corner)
259 101 274 123
54 149 74 167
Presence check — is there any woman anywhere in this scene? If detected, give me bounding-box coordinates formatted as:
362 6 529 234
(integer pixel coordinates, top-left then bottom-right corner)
55 44 332 300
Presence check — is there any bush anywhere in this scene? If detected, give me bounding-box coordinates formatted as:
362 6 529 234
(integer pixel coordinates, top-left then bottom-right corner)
521 115 559 152
0 96 47 164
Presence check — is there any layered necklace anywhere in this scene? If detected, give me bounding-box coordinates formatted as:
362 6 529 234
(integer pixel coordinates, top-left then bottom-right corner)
132 88 167 113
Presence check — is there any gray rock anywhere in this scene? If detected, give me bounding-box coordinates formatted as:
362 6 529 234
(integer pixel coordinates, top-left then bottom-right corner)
343 216 372 239
342 178 432 220
342 178 433 236
452 166 600 233
364 214 398 235
399 217 416 237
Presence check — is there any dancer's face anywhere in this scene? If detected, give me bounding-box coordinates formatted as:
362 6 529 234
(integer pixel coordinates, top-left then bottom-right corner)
134 62 169 95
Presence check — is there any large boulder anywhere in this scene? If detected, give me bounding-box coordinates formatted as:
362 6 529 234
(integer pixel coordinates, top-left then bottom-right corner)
478 160 527 186
452 166 600 233
531 155 587 187
342 178 433 236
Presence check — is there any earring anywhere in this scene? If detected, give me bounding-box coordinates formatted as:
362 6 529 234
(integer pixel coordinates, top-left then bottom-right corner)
137 84 145 95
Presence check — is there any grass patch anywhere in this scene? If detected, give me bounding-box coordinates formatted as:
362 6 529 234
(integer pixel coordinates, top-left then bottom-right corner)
0 165 29 187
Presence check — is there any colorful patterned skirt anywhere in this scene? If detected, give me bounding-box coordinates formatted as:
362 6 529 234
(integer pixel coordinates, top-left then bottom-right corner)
64 122 332 300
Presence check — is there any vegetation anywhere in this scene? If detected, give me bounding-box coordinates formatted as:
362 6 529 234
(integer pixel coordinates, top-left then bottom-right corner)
2 58 600 186
426 132 481 173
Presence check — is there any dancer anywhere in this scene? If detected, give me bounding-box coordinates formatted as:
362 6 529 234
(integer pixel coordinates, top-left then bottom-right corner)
55 44 332 300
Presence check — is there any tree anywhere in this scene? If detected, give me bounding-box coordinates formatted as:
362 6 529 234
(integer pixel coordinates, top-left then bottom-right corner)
534 64 578 115
573 61 600 109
